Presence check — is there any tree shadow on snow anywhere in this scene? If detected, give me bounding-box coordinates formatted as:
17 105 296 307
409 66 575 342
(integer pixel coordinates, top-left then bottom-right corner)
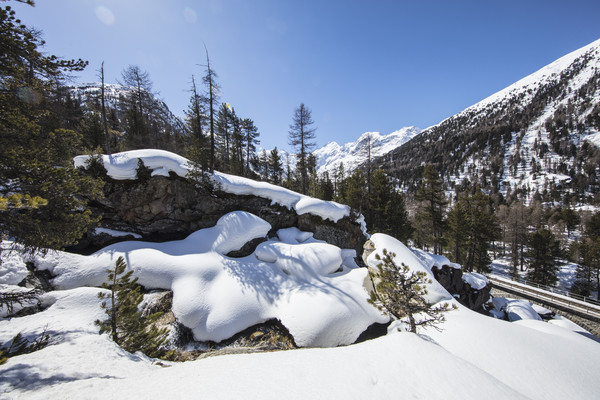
1 363 120 393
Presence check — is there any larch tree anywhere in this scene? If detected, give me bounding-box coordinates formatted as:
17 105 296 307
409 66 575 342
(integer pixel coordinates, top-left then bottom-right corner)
184 74 209 177
99 61 111 154
288 103 316 194
120 65 153 148
201 46 220 172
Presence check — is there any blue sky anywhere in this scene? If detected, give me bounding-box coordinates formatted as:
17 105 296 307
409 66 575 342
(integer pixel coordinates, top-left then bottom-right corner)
13 0 600 152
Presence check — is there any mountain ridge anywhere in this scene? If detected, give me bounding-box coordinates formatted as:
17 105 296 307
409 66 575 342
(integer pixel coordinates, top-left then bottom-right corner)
374 37 600 205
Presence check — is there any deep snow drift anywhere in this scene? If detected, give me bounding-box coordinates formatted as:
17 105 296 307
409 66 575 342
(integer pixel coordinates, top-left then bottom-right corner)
2 232 600 399
30 211 385 347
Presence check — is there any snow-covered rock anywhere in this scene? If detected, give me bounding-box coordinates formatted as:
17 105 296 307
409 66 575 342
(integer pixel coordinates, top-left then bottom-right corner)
505 299 543 322
74 149 351 223
32 211 386 347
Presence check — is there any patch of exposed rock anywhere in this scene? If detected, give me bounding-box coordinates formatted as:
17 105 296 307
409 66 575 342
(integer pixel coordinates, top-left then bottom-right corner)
72 173 366 255
431 265 492 313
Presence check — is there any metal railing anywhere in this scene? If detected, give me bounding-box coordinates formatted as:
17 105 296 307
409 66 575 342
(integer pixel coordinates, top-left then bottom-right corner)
488 275 600 319
489 272 600 306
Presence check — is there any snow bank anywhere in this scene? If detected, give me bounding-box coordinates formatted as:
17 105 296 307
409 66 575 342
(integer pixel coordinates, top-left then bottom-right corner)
462 272 489 290
504 299 543 322
410 247 461 270
423 305 600 400
0 242 29 286
0 329 529 400
366 233 453 304
4 232 600 398
31 211 384 347
4 287 600 399
74 149 351 223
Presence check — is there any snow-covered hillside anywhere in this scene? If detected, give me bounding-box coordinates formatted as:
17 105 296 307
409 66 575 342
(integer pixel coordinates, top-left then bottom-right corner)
379 38 600 204
313 126 421 175
68 83 184 133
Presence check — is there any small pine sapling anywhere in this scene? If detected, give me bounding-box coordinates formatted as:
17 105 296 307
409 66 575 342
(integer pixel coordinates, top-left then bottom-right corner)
369 249 456 333
96 256 174 360
0 328 52 365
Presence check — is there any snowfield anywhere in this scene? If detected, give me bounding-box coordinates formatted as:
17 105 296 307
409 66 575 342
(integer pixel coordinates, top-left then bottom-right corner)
2 229 600 398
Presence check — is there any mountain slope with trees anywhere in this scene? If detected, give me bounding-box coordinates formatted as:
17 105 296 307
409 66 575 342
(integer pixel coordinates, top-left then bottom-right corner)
377 38 600 206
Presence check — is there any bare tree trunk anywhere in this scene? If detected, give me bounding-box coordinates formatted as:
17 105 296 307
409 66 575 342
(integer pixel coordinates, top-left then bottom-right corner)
99 61 111 155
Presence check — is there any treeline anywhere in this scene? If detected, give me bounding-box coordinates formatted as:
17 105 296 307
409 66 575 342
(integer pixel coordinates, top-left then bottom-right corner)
387 164 600 299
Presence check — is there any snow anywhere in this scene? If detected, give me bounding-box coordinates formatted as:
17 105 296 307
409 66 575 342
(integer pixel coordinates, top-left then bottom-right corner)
0 242 29 286
585 131 600 148
29 211 385 347
74 149 351 223
462 272 489 290
472 38 600 113
93 227 142 239
3 231 600 398
422 305 600 400
366 233 453 304
410 247 462 270
504 299 543 322
312 127 422 175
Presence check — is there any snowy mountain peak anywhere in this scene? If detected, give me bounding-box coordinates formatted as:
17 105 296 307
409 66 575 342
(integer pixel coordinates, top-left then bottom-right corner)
314 126 422 175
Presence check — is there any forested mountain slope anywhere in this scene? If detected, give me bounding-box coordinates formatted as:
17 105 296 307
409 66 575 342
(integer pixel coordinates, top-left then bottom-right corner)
378 38 600 205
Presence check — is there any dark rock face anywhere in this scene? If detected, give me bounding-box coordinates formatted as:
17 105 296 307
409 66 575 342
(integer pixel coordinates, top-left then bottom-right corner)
77 174 366 254
431 265 492 312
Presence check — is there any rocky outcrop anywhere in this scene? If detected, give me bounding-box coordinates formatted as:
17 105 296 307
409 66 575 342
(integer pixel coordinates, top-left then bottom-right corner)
73 173 366 255
431 265 491 312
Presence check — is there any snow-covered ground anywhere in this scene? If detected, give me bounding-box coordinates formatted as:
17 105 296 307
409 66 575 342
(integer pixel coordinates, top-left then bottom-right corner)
2 149 600 398
2 231 600 398
490 255 598 300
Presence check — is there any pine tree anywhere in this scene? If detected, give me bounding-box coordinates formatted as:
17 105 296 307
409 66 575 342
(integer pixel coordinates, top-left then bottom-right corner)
288 103 316 194
369 249 455 333
462 191 500 273
242 118 260 177
268 147 283 184
230 112 245 175
120 65 153 148
527 229 562 286
414 164 447 254
446 201 469 265
344 169 366 214
0 1 103 257
215 103 233 171
97 256 173 359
